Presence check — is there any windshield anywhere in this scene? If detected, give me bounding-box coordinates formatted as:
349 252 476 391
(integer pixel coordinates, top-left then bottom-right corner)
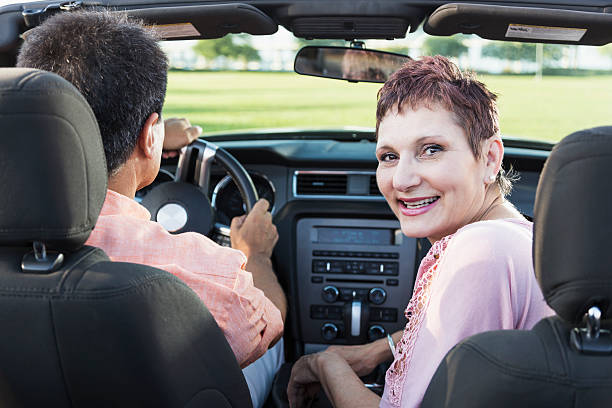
161 29 611 143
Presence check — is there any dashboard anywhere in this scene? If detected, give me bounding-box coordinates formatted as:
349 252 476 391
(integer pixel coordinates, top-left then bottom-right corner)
151 134 551 359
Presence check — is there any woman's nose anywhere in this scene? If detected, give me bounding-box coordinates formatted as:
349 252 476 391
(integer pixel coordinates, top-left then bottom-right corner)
392 158 421 191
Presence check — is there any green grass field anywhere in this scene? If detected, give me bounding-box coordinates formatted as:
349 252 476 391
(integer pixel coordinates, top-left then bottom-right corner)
164 71 612 142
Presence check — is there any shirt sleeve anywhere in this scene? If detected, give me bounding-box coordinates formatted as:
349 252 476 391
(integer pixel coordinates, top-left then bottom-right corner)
160 261 283 367
394 222 535 408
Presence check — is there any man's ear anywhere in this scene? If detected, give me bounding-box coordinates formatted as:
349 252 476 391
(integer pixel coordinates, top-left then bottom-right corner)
137 112 160 159
484 135 504 176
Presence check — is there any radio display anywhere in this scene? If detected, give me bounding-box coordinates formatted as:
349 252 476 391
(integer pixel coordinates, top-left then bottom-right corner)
316 227 393 245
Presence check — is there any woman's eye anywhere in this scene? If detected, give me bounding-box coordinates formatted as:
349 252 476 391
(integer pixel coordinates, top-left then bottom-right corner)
422 144 443 156
379 152 398 162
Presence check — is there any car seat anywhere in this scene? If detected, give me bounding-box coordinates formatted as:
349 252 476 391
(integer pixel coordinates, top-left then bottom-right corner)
0 68 252 408
422 126 612 407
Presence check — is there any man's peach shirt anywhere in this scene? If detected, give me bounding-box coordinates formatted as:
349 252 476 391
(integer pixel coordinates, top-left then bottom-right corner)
85 189 283 367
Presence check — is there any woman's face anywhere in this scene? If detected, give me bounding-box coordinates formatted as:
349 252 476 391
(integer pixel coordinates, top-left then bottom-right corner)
376 104 492 242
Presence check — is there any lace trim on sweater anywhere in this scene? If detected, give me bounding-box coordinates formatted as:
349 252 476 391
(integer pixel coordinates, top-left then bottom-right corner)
384 234 454 407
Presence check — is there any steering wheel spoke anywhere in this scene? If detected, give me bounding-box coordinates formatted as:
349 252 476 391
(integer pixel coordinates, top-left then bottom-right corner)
210 223 232 247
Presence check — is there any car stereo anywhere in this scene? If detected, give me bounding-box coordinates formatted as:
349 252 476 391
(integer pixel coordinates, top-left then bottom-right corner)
295 218 416 352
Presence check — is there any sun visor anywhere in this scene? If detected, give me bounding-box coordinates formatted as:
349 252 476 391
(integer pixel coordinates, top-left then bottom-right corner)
126 3 277 40
425 3 612 46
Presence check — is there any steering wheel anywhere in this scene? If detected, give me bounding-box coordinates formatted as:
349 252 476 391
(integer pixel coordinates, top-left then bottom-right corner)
141 139 258 245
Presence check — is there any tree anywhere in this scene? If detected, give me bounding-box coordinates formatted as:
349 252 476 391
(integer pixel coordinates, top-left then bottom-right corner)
600 43 612 59
380 45 410 56
294 38 347 51
194 35 260 64
421 36 468 58
482 42 564 64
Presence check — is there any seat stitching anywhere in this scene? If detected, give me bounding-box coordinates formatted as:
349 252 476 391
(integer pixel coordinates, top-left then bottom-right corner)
536 320 553 374
57 247 100 292
0 274 190 300
547 319 572 376
48 298 76 407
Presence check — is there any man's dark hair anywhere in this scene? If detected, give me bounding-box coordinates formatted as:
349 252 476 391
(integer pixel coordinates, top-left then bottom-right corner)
17 11 168 176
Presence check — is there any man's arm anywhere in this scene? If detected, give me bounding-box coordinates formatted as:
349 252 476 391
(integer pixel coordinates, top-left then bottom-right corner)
231 199 287 323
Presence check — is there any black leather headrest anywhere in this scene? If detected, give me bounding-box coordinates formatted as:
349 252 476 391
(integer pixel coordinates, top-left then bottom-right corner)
0 68 106 251
534 126 612 324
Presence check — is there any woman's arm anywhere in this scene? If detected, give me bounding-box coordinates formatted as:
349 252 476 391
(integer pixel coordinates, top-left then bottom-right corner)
288 351 381 408
325 330 403 376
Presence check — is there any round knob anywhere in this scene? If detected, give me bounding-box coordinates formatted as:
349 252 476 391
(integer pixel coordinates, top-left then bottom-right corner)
367 325 386 342
368 287 387 305
322 285 339 303
321 323 339 341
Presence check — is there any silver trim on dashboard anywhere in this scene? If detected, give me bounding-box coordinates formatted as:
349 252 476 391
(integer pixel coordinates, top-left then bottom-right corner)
292 170 385 201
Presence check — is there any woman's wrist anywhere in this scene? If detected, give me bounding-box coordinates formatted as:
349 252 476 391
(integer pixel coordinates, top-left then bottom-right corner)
371 336 394 363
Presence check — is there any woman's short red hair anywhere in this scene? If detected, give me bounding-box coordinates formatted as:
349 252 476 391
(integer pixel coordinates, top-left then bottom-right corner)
376 55 499 158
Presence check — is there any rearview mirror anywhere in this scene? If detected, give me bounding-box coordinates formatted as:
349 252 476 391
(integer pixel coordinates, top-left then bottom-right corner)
294 46 411 83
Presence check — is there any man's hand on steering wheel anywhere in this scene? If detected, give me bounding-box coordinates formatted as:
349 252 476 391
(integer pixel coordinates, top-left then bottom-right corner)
162 117 202 158
230 199 278 259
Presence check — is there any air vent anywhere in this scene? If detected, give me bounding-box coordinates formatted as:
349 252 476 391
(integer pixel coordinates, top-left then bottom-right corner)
369 175 382 195
296 173 347 195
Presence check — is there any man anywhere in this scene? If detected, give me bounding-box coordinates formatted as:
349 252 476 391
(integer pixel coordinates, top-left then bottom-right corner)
17 11 286 408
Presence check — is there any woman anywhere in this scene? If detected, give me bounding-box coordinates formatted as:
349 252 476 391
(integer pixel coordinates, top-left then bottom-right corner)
287 56 553 408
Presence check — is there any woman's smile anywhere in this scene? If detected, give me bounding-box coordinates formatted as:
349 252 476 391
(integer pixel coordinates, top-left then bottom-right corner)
397 196 440 216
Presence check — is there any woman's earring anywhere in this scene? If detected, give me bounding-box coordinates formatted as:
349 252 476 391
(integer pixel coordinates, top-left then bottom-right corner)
486 174 496 183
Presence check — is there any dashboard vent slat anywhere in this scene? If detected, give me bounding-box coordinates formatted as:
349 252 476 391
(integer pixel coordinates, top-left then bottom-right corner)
369 175 381 196
296 173 347 195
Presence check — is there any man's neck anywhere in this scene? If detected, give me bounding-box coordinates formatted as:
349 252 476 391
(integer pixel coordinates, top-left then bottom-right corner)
108 164 139 199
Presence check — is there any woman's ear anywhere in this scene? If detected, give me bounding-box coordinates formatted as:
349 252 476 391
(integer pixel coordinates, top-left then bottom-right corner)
483 135 504 182
137 112 160 159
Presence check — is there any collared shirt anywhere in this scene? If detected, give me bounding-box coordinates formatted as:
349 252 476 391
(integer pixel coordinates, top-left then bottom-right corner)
85 189 283 367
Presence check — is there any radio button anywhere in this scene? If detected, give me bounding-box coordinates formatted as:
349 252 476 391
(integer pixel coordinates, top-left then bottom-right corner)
339 288 353 301
369 287 387 305
386 278 399 286
382 309 398 322
321 323 339 341
382 262 399 275
310 305 326 319
368 325 386 341
370 308 384 321
322 285 340 303
312 260 326 273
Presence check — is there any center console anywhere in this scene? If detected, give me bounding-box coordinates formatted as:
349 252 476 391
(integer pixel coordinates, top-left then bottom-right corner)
296 217 417 352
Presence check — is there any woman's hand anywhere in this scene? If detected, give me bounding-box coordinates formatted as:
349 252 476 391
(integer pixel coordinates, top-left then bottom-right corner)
287 353 323 408
325 337 393 377
288 351 382 408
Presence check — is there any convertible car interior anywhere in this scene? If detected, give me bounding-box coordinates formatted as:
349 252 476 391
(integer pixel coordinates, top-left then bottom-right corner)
0 0 611 407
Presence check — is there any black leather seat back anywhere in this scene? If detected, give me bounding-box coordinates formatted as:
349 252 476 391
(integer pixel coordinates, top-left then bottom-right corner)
533 127 612 324
422 127 612 408
0 68 252 407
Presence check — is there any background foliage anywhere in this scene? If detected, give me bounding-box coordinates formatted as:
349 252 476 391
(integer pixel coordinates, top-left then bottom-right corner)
163 70 612 142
